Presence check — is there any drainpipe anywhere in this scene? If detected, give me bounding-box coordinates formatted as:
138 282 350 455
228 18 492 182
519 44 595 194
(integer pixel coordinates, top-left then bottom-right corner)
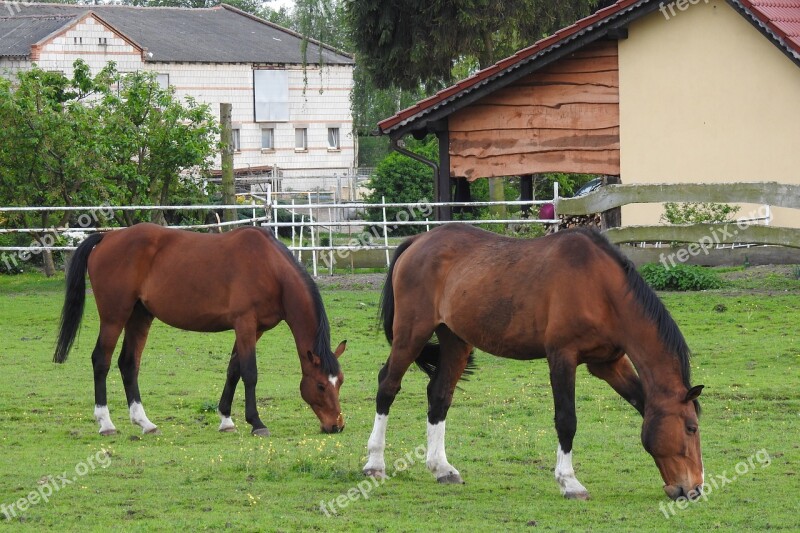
390 136 445 220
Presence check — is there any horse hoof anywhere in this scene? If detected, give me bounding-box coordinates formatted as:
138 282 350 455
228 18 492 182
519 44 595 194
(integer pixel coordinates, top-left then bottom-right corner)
437 473 464 484
251 428 271 437
99 429 117 436
144 427 161 435
363 469 387 479
219 426 237 433
564 490 590 500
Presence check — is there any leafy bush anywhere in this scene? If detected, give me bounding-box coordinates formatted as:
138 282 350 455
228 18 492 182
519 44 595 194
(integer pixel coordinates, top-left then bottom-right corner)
363 137 436 235
661 202 739 224
639 263 723 291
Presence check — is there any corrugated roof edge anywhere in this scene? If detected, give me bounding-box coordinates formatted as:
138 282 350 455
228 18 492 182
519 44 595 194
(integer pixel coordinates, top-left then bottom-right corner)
728 0 800 63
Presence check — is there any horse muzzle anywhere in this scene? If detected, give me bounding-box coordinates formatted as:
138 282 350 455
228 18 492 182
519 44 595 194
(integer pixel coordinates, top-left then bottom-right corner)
664 483 704 501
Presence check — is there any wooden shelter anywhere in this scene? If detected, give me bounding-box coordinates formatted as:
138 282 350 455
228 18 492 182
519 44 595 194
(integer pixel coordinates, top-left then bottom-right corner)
377 0 800 224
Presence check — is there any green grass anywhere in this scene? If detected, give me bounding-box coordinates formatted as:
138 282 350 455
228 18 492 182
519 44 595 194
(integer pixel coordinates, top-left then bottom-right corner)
0 273 798 531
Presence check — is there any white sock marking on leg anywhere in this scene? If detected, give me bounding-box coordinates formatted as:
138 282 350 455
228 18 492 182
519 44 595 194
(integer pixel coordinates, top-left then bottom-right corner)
555 445 588 496
218 409 236 432
94 405 117 435
363 413 388 475
426 420 459 479
128 401 158 434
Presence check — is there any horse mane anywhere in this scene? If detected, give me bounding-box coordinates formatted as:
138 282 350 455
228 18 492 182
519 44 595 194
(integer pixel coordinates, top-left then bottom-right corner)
257 228 340 376
574 228 694 393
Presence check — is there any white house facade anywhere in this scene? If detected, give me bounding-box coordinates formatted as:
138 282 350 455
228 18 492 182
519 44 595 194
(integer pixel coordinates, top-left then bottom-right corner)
0 2 357 188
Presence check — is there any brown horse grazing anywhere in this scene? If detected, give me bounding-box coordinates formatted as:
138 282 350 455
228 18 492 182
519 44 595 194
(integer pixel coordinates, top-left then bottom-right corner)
54 223 346 436
363 224 703 501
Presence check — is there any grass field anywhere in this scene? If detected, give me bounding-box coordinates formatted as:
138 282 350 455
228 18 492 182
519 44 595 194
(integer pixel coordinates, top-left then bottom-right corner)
0 270 798 531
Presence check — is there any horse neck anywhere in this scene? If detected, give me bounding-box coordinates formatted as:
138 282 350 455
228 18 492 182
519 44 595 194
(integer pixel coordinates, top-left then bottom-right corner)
622 316 687 403
280 272 320 361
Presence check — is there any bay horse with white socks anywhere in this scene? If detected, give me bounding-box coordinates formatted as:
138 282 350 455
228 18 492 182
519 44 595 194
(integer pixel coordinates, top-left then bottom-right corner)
54 223 346 437
363 224 704 500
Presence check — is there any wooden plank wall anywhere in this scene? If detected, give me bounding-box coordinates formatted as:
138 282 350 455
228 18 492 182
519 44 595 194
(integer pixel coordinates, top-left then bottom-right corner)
449 40 620 180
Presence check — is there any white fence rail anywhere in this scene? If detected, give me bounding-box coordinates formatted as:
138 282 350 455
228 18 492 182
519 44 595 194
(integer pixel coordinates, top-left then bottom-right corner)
0 185 559 276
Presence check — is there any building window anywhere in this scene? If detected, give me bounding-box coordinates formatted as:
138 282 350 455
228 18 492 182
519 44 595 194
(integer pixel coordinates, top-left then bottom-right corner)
156 73 169 90
232 128 241 152
295 128 307 151
327 127 340 150
99 37 108 45
261 127 274 150
253 69 289 122
73 37 83 45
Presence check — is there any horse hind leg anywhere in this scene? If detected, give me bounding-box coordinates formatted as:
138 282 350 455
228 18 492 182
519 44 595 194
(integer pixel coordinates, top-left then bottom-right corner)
118 302 158 434
217 332 262 433
91 322 125 436
424 326 472 484
547 348 590 500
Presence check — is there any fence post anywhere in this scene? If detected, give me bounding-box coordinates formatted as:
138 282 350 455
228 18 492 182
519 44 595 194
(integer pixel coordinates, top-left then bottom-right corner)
382 195 390 268
219 103 236 226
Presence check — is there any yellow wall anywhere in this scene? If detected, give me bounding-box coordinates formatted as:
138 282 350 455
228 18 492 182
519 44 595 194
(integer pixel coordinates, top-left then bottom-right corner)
618 0 800 227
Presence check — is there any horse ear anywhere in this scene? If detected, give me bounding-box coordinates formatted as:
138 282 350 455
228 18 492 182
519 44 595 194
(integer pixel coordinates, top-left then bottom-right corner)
334 340 347 358
306 351 321 366
684 385 704 403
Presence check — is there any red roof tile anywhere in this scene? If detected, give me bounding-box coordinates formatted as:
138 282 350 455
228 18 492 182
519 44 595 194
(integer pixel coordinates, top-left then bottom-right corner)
739 0 800 53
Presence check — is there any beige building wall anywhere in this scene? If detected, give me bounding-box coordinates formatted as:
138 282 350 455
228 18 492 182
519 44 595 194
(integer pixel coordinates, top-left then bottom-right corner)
618 0 800 227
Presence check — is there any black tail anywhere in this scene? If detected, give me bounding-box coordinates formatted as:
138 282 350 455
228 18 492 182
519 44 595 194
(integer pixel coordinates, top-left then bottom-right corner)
379 236 476 381
54 232 105 363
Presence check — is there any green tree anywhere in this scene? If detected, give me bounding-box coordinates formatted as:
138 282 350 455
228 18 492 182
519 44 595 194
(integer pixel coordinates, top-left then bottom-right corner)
0 62 111 275
363 137 436 235
345 0 598 90
98 70 218 226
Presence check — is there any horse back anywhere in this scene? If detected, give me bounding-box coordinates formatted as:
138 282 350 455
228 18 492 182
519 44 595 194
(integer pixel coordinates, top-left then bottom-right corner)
86 224 289 331
392 225 630 360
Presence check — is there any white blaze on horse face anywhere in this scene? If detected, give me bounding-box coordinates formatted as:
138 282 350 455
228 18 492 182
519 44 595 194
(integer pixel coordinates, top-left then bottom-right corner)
128 401 158 434
363 413 388 476
426 420 460 480
94 405 117 435
328 375 338 387
555 445 589 498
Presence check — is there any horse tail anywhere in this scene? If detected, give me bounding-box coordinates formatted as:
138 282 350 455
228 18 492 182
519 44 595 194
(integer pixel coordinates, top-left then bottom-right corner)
379 234 476 381
54 232 105 363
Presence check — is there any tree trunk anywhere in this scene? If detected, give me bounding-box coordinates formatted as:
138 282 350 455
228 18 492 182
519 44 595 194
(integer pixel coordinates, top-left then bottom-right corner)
42 250 56 277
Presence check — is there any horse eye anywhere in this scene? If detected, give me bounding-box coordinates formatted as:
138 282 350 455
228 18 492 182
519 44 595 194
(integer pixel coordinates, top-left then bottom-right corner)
687 425 698 435
317 383 326 392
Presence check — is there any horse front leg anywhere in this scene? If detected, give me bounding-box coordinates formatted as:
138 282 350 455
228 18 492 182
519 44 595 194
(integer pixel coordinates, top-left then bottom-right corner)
548 350 590 500
425 328 472 484
363 348 419 479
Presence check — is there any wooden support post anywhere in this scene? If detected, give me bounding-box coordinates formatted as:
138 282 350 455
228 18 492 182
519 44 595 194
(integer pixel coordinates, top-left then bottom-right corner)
520 174 533 218
220 103 235 226
437 129 452 221
600 175 621 230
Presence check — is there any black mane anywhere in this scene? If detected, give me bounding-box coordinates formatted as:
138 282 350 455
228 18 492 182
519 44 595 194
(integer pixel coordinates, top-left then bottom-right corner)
576 228 694 392
259 228 340 376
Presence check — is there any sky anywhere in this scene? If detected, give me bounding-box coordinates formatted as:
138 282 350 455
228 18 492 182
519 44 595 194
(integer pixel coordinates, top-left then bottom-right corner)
269 0 295 11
